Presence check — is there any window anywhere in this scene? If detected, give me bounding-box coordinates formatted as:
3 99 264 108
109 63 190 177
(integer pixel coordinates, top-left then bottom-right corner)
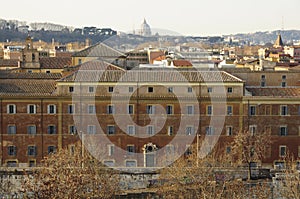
29 160 36 167
88 86 95 93
186 126 195 135
226 146 231 154
127 125 135 135
207 105 213 115
47 125 56 134
108 86 114 93
7 125 16 134
68 104 75 114
227 87 233 93
69 125 77 134
147 125 154 135
206 126 214 135
185 145 192 156
8 146 17 156
107 105 115 114
104 160 115 167
207 87 213 93
280 105 288 116
187 105 194 115
168 87 173 93
78 59 82 64
7 104 16 114
28 146 37 156
7 161 17 167
125 160 137 167
166 105 173 115
249 125 257 136
69 86 74 93
226 126 233 136
281 82 286 88
227 105 233 115
88 105 96 114
249 106 256 116
107 125 115 135
127 104 134 114
47 104 56 114
27 125 36 135
279 126 287 136
48 146 56 154
126 145 135 155
129 87 134 93
282 75 286 80
146 105 155 114
27 104 36 114
87 125 96 134
279 145 286 157
166 145 175 155
261 75 266 87
108 145 114 156
187 87 193 93
148 87 153 93
167 126 173 136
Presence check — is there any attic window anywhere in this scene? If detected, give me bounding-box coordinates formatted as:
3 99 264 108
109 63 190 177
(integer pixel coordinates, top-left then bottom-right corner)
69 86 74 93
148 87 154 93
46 70 51 73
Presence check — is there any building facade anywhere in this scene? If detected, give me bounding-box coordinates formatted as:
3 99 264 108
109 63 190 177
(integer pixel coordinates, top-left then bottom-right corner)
0 60 299 169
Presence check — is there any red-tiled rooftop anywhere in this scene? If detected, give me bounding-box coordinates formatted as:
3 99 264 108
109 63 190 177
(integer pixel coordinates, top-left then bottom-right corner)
0 59 19 67
40 57 72 69
247 88 300 97
173 60 193 67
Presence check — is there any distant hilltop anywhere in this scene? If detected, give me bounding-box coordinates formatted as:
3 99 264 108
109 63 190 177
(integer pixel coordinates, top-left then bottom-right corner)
1 18 300 45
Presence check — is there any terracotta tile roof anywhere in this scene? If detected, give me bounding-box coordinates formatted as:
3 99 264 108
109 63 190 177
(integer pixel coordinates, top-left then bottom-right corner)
247 88 300 97
0 59 19 67
0 79 57 96
173 60 193 67
72 43 125 58
149 51 165 64
0 71 62 79
59 61 242 83
40 57 72 69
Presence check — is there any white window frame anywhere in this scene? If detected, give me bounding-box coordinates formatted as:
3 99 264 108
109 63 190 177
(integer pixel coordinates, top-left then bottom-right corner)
127 104 134 115
27 104 36 114
207 105 213 115
146 105 155 115
187 105 194 115
186 126 195 135
166 105 173 115
127 125 135 135
88 104 96 114
107 125 115 135
87 125 96 134
147 125 154 135
279 145 287 157
167 126 173 136
107 104 115 114
47 104 56 114
7 104 16 114
68 104 75 114
280 105 288 116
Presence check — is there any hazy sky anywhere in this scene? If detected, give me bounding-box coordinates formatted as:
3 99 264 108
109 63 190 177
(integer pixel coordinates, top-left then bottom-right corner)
2 0 300 36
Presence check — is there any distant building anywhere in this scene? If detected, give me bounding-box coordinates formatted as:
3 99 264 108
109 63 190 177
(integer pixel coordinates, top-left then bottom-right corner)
140 19 152 37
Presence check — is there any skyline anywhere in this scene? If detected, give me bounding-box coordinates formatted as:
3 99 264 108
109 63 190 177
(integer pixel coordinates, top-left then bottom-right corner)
1 0 300 36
